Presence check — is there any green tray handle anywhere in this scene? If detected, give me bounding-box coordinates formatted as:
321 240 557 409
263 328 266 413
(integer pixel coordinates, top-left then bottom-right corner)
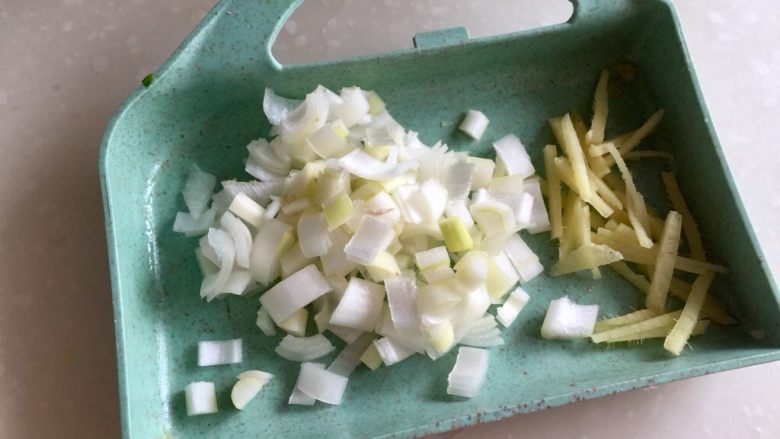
210 0 633 70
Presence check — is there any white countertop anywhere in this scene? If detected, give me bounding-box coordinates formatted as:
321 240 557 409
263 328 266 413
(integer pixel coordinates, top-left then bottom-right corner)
1 0 778 437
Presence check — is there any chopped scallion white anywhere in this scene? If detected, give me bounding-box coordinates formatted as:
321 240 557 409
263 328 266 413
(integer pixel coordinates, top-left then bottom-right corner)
198 339 242 366
185 381 218 416
259 264 331 323
458 110 489 140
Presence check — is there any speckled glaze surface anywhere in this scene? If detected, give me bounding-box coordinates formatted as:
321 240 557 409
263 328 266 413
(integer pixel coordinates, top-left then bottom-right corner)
99 0 780 437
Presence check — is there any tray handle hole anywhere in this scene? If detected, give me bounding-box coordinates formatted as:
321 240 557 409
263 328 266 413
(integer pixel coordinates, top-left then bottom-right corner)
270 0 573 65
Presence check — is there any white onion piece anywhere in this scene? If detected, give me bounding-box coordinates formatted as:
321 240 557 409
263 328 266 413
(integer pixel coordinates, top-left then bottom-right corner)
174 207 217 237
523 178 551 234
503 234 543 283
420 314 455 356
223 269 253 295
494 192 534 226
198 339 242 366
493 134 534 178
320 228 358 277
185 381 218 415
372 110 404 139
540 296 599 339
221 179 283 206
400 235 430 257
408 138 444 174
445 200 475 229
364 191 401 224
327 333 374 376
238 370 274 383
422 265 455 283
245 157 281 182
281 198 311 215
467 157 495 189
315 172 350 209
338 149 417 181
314 84 345 109
416 281 462 318
374 306 428 354
333 87 370 127
515 257 544 284
228 193 265 228
488 252 520 302
496 287 530 327
455 250 489 287
231 372 272 410
264 197 281 219
278 308 308 337
344 199 366 233
365 251 401 282
447 347 489 398
445 160 475 200
211 189 233 215
477 229 519 256
183 165 217 218
409 178 448 223
283 168 314 197
330 278 385 331
246 139 290 181
365 114 404 147
263 87 301 126
460 314 498 336
296 362 349 405
455 316 502 347
384 236 402 256
269 136 299 164
465 325 501 339
470 201 516 236
307 123 353 159
384 276 419 330
288 388 316 406
280 242 314 279
415 246 450 271
328 325 363 344
288 363 323 406
471 188 493 204
281 89 329 144
392 184 424 224
220 212 252 268
459 110 489 140
489 174 525 196
256 307 277 336
502 234 535 266
373 337 415 366
200 228 236 300
275 334 336 362
297 212 331 257
260 264 331 323
344 216 395 265
199 235 220 266
250 218 293 286
454 286 491 324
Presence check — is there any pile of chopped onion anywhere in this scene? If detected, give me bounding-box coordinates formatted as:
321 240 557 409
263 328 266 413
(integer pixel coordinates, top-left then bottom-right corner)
541 70 734 353
174 84 549 407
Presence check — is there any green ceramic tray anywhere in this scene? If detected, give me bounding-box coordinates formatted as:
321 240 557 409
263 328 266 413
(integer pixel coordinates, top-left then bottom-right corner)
99 0 780 437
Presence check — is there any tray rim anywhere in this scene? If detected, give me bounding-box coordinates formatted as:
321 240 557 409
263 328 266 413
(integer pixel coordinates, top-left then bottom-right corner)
98 0 780 437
